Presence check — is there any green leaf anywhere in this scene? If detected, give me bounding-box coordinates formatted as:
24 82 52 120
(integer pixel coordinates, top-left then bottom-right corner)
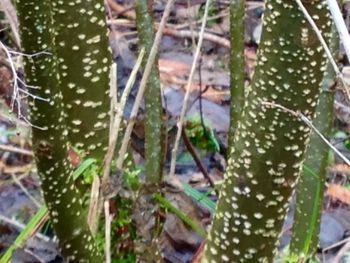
72 158 96 180
0 159 99 262
185 116 220 152
154 193 206 237
183 184 216 213
333 130 347 139
344 139 350 150
0 206 48 263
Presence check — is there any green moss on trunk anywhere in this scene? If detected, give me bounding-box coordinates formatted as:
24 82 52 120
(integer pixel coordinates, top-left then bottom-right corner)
135 0 164 184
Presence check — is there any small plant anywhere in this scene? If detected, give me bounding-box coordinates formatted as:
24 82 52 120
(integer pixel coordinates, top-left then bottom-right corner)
198 2 220 26
185 116 220 153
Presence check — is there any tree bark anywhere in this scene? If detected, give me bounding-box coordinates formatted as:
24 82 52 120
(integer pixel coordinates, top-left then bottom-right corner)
290 25 338 257
135 0 164 185
52 0 111 159
203 1 331 262
16 0 103 261
228 0 245 147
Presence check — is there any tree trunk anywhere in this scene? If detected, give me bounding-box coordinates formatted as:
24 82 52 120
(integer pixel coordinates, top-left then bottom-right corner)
52 0 111 159
290 25 338 257
228 0 245 147
135 0 164 185
16 0 103 261
203 1 331 262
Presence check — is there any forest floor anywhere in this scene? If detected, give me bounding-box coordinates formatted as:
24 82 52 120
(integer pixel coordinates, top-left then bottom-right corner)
1 0 350 262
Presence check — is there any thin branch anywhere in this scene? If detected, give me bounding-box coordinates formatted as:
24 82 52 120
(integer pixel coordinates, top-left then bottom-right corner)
333 238 350 263
327 0 350 63
23 249 46 263
161 27 230 48
11 172 42 208
169 0 212 178
104 48 145 180
107 20 231 48
108 62 118 144
9 50 51 58
0 41 20 110
88 49 145 235
261 101 350 166
0 144 33 156
17 87 49 102
21 116 48 131
323 236 350 252
87 174 101 232
0 41 50 128
0 0 21 48
0 214 49 242
106 0 136 20
181 128 217 191
117 0 176 169
104 201 112 263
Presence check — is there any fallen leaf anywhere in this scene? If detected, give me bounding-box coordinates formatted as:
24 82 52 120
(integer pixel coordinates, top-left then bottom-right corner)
329 164 350 175
327 184 350 205
191 241 205 263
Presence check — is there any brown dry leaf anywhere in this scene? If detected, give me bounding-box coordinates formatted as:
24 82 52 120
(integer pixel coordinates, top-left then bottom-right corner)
159 58 191 76
68 147 80 167
106 0 136 19
329 164 350 175
159 58 230 103
327 184 350 205
191 241 205 263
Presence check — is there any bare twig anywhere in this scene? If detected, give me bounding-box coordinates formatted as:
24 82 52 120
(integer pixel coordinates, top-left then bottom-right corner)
107 19 230 48
87 62 117 234
88 49 145 235
103 49 144 180
323 236 350 252
169 0 212 178
332 238 350 263
87 173 101 233
0 0 21 48
261 101 350 166
106 0 136 20
181 129 217 191
327 0 350 63
23 249 46 263
109 63 118 142
0 40 20 111
117 0 176 169
174 11 229 30
162 27 230 48
104 201 112 263
11 172 42 208
0 214 49 242
9 50 51 58
0 144 33 156
0 41 50 129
